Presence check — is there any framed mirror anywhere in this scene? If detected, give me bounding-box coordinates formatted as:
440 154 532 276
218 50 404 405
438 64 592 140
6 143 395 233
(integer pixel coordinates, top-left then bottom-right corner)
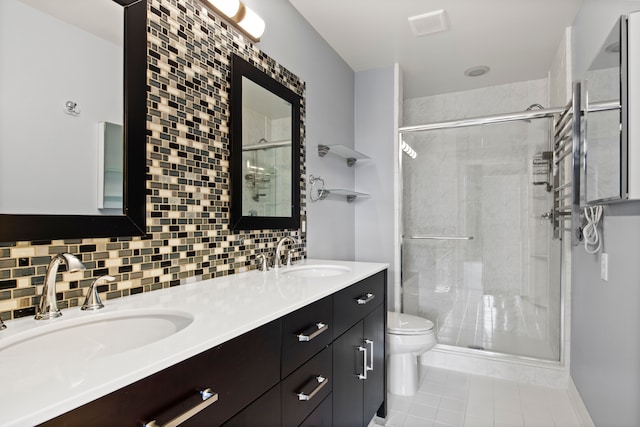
0 0 147 242
230 54 301 230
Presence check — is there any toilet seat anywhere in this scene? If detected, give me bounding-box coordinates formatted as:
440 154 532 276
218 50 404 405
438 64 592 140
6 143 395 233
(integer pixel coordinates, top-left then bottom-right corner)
387 312 434 335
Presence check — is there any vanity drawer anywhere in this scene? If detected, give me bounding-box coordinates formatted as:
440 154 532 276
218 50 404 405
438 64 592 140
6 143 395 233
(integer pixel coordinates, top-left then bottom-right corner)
222 384 281 427
300 394 332 427
333 271 385 339
282 295 333 378
282 345 333 427
40 320 282 427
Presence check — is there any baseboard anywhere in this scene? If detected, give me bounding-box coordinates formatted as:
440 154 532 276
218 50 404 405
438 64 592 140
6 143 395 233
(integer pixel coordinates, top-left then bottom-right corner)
567 376 595 427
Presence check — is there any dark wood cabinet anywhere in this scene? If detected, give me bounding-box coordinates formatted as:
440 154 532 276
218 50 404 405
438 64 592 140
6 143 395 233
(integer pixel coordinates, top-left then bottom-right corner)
332 320 366 427
282 346 333 427
282 295 333 378
222 384 281 427
40 320 282 427
300 394 332 427
363 304 386 423
333 273 387 427
39 270 387 427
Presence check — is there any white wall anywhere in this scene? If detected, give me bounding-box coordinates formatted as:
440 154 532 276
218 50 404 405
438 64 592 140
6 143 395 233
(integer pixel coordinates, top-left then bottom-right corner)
354 65 402 309
0 0 122 215
571 2 640 425
243 0 356 260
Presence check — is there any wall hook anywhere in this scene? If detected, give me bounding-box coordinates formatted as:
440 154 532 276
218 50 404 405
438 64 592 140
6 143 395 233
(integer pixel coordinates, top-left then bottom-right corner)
64 100 81 116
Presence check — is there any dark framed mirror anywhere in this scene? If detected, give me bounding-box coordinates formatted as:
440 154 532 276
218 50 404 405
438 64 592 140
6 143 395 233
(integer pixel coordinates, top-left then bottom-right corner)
230 54 301 230
0 0 147 242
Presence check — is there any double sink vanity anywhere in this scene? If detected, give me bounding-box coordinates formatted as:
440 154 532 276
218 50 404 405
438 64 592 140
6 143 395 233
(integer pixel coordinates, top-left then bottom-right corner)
0 259 388 427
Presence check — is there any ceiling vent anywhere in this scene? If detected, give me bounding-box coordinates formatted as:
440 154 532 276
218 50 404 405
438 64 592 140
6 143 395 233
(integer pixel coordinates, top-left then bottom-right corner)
408 9 448 37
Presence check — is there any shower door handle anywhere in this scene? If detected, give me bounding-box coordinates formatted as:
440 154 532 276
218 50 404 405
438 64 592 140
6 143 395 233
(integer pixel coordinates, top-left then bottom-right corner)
408 235 474 240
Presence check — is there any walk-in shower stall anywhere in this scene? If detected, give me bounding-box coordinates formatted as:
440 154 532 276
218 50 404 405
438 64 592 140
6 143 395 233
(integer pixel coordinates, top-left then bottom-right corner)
399 110 565 362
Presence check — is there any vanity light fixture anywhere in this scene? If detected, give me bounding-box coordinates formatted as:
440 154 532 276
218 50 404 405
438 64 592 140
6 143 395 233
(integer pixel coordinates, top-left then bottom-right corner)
202 0 265 42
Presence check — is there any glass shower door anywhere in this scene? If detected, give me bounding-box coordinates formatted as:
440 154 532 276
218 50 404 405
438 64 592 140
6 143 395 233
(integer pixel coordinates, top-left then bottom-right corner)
401 119 561 361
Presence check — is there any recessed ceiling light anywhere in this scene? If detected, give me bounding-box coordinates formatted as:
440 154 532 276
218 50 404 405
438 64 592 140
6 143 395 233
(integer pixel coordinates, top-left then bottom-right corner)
408 9 448 37
464 65 490 77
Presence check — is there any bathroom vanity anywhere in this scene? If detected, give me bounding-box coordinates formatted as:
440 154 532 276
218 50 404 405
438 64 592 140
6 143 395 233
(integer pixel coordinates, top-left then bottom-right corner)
0 260 387 427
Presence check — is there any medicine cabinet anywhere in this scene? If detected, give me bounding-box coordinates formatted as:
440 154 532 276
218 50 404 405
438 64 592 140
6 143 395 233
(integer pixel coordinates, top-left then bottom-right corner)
583 11 640 204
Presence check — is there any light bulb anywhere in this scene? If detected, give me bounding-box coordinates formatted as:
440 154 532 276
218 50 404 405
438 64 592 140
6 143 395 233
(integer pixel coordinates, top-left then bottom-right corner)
206 0 240 18
237 5 265 40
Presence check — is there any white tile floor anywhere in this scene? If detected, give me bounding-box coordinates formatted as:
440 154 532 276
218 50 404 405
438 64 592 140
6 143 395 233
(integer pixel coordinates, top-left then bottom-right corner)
372 367 581 427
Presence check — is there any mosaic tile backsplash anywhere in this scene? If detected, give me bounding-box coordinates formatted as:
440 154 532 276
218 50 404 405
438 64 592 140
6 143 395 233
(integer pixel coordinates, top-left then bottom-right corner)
0 0 306 321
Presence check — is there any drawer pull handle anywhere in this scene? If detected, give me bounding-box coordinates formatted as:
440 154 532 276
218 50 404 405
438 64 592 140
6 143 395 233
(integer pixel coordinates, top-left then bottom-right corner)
357 346 368 380
356 293 375 305
297 375 329 401
142 388 218 427
297 322 329 342
365 339 374 371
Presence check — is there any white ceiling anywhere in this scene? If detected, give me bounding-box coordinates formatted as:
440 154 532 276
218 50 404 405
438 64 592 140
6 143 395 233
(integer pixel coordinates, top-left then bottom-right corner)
288 0 584 99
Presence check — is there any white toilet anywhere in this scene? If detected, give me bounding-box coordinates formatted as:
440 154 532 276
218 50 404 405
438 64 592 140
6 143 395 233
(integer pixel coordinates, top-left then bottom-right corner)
387 311 436 396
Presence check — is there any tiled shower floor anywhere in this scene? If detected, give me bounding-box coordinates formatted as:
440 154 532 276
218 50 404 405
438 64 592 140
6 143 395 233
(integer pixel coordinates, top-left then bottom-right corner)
371 367 581 427
430 292 558 360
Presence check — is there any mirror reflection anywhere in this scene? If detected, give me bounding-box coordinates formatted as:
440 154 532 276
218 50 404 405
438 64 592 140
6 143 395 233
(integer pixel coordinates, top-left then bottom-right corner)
231 54 301 231
584 18 623 203
0 0 124 216
241 77 292 217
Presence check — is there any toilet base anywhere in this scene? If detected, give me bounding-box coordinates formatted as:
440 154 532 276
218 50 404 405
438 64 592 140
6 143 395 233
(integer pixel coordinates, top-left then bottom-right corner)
388 353 420 396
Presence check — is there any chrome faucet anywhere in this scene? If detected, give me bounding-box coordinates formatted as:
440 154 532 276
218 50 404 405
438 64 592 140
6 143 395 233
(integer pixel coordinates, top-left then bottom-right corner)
35 253 86 320
274 236 297 269
0 317 6 331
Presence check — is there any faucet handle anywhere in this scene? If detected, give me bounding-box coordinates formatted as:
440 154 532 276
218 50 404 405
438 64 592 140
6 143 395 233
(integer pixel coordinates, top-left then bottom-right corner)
256 253 270 272
81 275 114 311
285 249 294 267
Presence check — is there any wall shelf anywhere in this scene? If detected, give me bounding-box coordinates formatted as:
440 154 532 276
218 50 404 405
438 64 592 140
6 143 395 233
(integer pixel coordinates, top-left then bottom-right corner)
319 189 370 203
318 144 369 167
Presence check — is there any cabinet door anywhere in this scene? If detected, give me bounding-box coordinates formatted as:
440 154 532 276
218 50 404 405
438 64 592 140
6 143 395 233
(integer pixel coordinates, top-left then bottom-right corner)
332 321 365 427
363 304 386 423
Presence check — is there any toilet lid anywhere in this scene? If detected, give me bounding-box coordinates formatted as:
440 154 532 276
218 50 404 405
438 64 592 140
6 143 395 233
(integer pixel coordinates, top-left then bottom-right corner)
387 312 434 335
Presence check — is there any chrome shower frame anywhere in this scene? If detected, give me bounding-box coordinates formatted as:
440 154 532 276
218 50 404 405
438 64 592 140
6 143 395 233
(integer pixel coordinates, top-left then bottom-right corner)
396 91 616 367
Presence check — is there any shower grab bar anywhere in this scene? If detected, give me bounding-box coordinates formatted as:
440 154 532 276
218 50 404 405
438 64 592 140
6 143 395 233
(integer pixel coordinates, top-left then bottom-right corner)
408 235 474 240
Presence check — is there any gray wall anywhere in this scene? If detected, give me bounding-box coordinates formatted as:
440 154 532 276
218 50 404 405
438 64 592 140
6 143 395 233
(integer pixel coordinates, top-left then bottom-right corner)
572 2 640 425
243 0 356 260
354 65 401 310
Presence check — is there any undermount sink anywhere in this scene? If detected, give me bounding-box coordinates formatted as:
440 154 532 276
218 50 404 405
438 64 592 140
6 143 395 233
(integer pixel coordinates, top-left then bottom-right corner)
281 264 351 278
0 309 193 365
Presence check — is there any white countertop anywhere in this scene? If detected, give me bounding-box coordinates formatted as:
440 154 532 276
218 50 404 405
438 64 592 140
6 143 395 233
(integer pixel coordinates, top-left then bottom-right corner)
0 259 387 427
